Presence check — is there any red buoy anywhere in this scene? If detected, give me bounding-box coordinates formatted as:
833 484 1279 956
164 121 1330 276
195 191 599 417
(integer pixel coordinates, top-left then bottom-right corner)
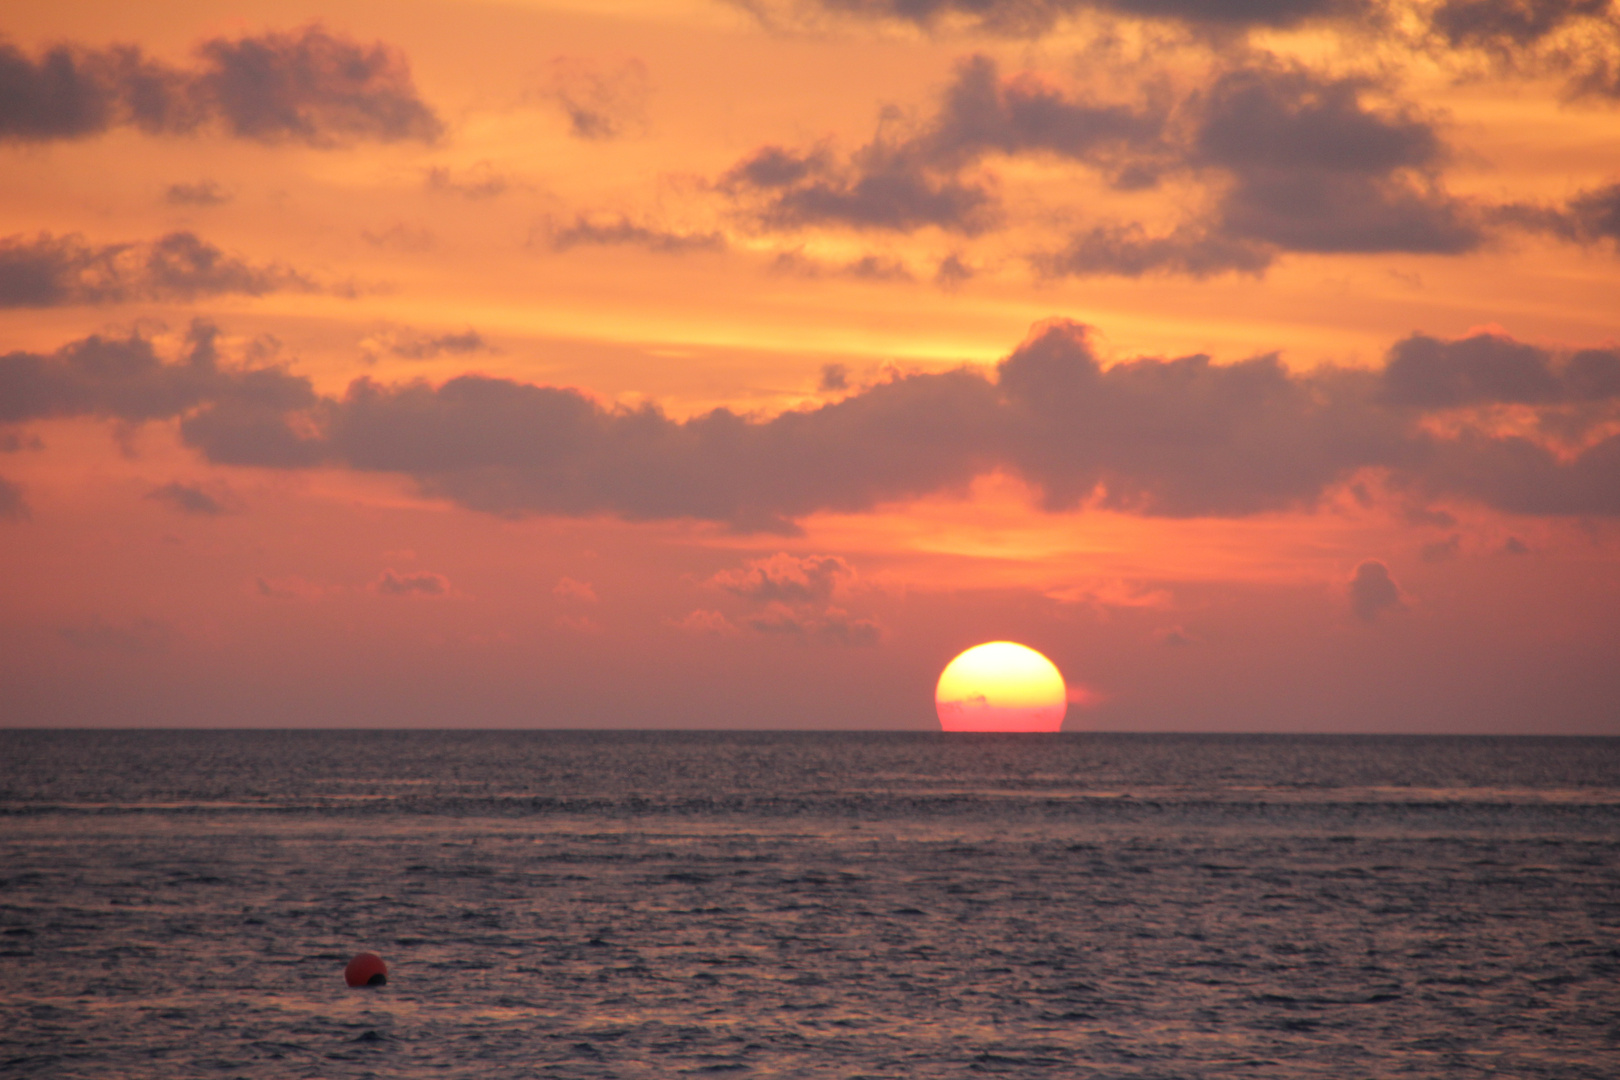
345 952 388 987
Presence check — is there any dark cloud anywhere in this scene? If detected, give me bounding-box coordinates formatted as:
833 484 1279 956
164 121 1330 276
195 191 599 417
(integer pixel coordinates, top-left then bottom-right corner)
1427 0 1620 99
373 569 450 596
0 320 316 426
1502 535 1530 554
164 180 231 207
722 141 998 234
1197 65 1440 177
712 553 854 604
425 164 513 200
0 431 44 453
188 27 441 145
935 252 976 285
769 249 915 280
146 481 228 515
920 55 1166 170
1564 182 1620 244
722 54 1477 269
0 231 320 308
16 319 1620 528
1192 63 1478 256
1349 559 1404 620
0 475 26 520
1492 181 1620 248
997 322 1415 514
177 361 1003 532
1420 533 1461 561
1039 223 1273 277
1416 429 1620 516
745 602 884 645
0 26 440 146
747 0 1376 35
546 57 649 140
819 363 851 391
361 222 437 252
713 553 881 644
1430 0 1610 50
721 55 1163 235
1381 331 1619 407
1039 61 1480 273
543 215 727 254
364 326 491 361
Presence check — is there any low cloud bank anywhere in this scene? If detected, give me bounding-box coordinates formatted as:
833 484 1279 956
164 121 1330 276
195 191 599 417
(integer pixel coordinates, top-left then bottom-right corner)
3 318 1618 528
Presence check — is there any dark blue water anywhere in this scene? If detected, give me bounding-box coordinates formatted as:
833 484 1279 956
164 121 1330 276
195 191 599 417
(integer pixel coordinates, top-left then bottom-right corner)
2 731 1617 1078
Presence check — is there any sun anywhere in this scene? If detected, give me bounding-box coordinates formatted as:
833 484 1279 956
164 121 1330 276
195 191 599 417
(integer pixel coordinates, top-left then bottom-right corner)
935 641 1067 732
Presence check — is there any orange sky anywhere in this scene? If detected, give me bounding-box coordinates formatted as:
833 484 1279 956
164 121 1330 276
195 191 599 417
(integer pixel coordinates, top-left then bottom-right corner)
2 0 1618 731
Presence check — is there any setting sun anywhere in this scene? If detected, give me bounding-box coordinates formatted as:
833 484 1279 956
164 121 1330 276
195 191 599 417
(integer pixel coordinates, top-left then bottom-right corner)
936 642 1067 733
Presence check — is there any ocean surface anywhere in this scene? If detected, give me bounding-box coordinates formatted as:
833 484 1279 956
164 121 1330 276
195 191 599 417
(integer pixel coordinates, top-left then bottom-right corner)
1 731 1617 1079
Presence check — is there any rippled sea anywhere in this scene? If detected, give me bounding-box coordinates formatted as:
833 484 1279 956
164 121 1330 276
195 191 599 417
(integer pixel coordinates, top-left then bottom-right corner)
2 731 1618 1078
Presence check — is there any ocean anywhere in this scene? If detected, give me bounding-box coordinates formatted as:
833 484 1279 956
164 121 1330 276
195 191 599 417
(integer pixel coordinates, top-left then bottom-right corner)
1 731 1616 1078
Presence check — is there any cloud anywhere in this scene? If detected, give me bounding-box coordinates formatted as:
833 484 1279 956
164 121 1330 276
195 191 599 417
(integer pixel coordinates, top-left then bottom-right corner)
545 57 649 140
1193 63 1479 256
0 26 441 145
1507 181 1620 249
164 180 231 207
0 320 316 426
1426 0 1620 99
1381 331 1620 407
542 215 727 254
1039 223 1273 277
16 318 1620 527
0 431 43 453
769 249 915 280
743 601 883 645
670 608 738 634
709 554 881 644
361 325 491 362
720 54 1477 269
361 222 437 252
720 55 1162 236
742 0 1377 36
554 576 597 602
373 568 450 596
1567 183 1620 243
819 363 851 391
1349 559 1404 620
0 475 26 520
996 322 1416 514
919 54 1167 171
425 163 514 200
1155 624 1195 646
712 553 854 603
1419 533 1461 561
0 231 321 308
722 141 997 234
146 481 229 515
1041 59 1479 274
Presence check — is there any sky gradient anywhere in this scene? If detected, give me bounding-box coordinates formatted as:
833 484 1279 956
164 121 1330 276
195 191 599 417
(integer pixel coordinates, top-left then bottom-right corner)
2 0 1618 731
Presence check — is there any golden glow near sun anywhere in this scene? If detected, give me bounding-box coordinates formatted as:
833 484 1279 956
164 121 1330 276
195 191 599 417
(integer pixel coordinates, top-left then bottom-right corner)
935 641 1068 733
